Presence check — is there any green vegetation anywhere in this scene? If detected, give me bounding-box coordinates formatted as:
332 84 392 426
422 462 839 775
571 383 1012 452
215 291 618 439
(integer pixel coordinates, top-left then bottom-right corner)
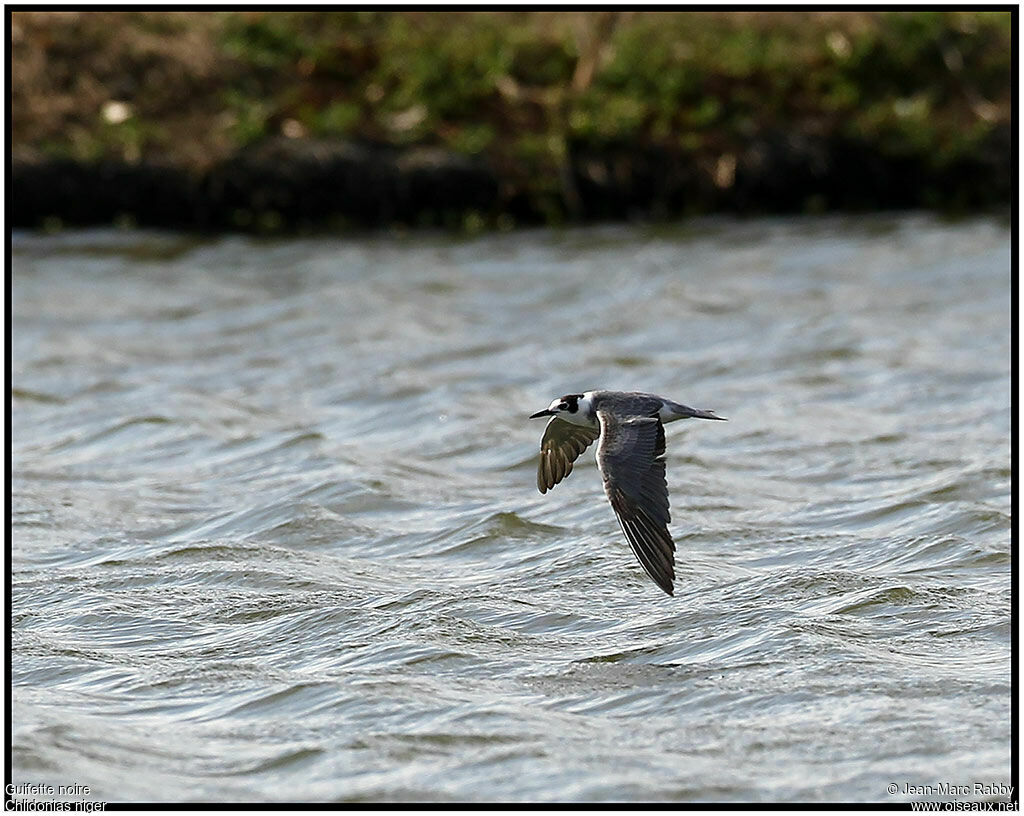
11 10 1012 228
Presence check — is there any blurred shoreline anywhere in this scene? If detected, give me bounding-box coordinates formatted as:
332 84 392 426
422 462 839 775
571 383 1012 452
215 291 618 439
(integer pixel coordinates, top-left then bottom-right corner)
11 10 1012 232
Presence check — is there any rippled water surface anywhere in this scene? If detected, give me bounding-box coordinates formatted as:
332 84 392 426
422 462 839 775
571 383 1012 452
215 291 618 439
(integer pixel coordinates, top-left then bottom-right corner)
11 216 1012 803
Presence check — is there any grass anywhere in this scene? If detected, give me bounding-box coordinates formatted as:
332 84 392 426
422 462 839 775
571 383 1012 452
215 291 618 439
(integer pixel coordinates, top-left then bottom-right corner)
10 10 1013 226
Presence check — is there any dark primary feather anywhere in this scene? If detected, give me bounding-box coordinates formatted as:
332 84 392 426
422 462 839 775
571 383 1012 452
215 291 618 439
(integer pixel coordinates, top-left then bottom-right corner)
536 417 601 493
596 411 676 595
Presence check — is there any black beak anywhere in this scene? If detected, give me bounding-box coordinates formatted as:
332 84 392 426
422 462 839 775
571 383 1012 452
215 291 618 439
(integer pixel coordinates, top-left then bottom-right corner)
529 409 553 419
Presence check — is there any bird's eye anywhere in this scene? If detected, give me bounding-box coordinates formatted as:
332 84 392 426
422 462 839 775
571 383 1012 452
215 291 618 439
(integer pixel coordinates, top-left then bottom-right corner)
558 403 568 410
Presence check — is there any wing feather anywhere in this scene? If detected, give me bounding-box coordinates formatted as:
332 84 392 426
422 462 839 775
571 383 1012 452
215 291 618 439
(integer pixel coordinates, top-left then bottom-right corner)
536 418 601 494
597 412 676 596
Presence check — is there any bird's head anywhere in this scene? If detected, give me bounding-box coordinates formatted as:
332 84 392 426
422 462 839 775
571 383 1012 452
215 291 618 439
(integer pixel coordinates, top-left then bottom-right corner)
530 393 591 424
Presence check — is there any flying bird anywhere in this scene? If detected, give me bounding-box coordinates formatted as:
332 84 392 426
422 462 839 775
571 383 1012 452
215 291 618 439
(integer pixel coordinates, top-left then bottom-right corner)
530 390 725 596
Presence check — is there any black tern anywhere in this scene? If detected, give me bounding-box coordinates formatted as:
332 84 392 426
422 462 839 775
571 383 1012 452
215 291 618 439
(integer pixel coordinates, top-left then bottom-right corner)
530 390 726 596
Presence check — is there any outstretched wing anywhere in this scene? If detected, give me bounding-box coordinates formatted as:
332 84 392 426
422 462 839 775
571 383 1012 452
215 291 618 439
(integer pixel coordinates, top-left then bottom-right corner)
596 411 675 596
537 417 601 494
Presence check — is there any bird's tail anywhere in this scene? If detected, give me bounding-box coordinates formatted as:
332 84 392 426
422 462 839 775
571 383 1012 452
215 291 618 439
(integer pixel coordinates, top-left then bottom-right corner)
671 402 727 421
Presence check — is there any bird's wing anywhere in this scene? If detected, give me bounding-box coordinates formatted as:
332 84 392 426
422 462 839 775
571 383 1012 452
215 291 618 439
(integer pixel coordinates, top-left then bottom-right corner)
537 417 601 494
596 411 675 596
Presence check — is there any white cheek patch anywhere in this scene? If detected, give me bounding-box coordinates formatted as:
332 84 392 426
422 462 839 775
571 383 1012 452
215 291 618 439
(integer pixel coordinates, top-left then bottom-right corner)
557 396 595 427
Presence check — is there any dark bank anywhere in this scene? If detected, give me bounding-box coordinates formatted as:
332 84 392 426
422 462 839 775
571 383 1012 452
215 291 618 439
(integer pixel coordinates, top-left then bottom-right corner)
10 10 1013 232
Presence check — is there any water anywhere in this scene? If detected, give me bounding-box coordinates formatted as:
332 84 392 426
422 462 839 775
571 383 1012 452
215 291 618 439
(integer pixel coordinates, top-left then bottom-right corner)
11 215 1011 803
